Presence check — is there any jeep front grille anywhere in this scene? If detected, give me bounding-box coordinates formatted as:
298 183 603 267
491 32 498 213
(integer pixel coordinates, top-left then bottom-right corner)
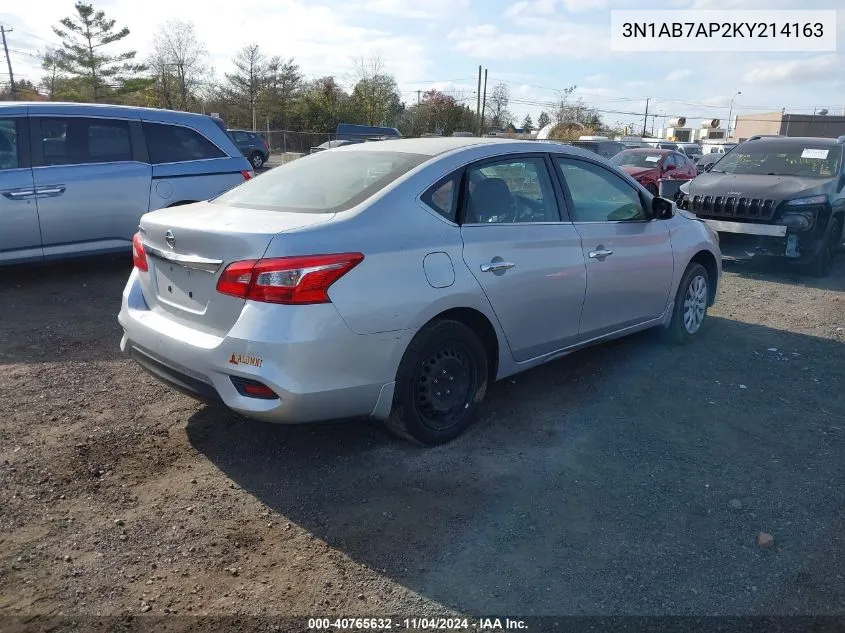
690 195 777 221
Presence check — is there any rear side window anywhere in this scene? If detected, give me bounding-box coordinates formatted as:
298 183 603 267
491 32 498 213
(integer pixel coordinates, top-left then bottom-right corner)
39 117 132 166
421 174 459 222
213 150 428 213
0 119 20 170
143 122 226 164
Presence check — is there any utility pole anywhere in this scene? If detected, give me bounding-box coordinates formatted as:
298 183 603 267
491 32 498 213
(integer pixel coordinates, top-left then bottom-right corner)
641 97 649 137
479 68 488 136
1 26 16 101
475 65 482 135
417 90 421 105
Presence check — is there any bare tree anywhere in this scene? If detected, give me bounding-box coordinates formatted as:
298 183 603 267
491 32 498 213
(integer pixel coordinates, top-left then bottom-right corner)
225 44 267 130
487 83 512 129
149 20 208 111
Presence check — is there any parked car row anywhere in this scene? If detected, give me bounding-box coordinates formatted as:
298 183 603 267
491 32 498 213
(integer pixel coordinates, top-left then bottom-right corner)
0 102 253 265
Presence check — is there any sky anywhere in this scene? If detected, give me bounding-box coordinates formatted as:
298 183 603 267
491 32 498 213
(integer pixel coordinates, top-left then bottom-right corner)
1 0 843 133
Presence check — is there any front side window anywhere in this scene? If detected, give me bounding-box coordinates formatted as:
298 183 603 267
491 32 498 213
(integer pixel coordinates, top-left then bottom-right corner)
463 157 559 224
39 117 132 166
213 150 428 213
0 118 20 170
143 122 226 164
556 157 647 222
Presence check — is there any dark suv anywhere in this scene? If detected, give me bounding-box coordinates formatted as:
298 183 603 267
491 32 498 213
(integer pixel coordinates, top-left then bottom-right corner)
677 135 845 276
228 129 270 169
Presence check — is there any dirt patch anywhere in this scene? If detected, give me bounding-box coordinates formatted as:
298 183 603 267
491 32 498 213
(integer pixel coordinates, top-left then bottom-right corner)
1 256 844 625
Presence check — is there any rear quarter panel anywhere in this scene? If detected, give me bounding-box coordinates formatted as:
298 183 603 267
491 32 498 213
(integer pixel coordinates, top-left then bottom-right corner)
259 151 513 372
140 111 251 208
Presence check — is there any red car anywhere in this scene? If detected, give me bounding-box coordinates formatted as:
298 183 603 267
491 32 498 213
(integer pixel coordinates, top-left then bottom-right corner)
609 148 697 195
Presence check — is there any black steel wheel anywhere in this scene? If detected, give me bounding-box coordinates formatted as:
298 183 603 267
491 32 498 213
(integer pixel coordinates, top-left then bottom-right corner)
386 319 488 445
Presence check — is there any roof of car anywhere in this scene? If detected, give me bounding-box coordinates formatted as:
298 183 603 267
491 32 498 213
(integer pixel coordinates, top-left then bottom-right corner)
331 136 604 159
331 136 512 156
747 135 841 146
0 101 217 123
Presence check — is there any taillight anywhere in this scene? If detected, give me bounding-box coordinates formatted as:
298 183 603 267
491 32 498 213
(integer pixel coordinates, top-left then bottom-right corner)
216 253 364 305
132 232 148 272
241 170 254 180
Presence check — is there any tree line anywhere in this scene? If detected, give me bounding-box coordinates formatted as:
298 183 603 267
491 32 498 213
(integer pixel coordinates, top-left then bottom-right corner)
2 1 611 136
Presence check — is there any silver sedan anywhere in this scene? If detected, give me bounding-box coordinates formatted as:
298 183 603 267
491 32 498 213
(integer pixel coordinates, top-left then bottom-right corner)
119 138 721 445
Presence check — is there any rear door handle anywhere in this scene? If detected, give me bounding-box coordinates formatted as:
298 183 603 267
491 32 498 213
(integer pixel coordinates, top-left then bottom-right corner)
480 261 515 272
588 249 613 259
36 186 66 197
2 189 36 200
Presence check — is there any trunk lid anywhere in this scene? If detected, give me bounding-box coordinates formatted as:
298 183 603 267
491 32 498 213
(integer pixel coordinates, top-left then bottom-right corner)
138 201 335 335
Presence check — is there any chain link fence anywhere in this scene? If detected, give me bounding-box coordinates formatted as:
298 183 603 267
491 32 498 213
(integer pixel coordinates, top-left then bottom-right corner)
250 131 338 165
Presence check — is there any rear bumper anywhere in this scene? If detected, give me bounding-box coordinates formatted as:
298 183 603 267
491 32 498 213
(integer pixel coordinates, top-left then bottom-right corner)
118 268 410 423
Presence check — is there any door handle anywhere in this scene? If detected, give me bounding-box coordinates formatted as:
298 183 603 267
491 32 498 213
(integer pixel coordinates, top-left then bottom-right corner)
36 186 66 197
2 189 36 200
588 249 613 259
480 261 516 273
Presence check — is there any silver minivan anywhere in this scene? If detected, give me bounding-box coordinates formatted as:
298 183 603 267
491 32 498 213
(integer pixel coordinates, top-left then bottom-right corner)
0 103 253 265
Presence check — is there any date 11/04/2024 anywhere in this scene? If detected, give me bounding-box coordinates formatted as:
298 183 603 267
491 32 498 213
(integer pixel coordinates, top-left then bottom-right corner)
307 617 528 630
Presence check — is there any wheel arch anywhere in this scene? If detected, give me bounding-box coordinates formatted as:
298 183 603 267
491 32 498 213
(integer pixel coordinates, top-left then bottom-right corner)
417 307 500 385
689 249 719 305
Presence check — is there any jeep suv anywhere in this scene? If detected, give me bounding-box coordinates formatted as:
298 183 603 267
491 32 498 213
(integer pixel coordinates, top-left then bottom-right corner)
677 135 845 276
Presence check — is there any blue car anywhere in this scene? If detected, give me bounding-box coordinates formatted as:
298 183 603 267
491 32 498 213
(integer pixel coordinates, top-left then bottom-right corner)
0 102 253 265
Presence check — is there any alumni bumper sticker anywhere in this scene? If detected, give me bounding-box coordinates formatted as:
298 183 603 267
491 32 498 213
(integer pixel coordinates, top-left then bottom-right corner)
229 353 263 368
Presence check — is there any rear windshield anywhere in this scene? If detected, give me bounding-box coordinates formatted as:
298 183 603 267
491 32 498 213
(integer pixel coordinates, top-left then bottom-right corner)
681 144 702 156
611 152 663 168
710 142 843 177
213 150 429 213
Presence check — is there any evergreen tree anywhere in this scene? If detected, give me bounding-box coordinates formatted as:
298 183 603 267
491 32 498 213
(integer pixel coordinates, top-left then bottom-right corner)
51 1 148 102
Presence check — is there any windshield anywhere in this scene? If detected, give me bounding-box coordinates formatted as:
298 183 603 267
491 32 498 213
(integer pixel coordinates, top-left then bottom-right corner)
213 150 428 212
681 144 702 156
711 142 843 177
610 152 663 168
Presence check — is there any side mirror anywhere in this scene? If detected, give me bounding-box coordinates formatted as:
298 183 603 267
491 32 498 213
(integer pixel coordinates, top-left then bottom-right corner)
651 196 674 220
664 163 677 172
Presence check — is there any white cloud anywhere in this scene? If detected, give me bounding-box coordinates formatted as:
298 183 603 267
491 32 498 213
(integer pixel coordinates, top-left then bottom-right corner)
742 54 840 84
450 17 608 60
505 0 558 18
363 0 469 20
3 0 435 89
561 0 606 12
665 69 692 82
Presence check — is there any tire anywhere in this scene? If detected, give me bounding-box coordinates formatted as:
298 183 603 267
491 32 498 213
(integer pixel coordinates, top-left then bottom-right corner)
665 263 710 344
807 216 841 278
645 183 658 196
250 152 265 169
385 319 489 446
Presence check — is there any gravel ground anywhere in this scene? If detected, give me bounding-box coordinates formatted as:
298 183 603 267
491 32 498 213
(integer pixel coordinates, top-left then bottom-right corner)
1 255 844 627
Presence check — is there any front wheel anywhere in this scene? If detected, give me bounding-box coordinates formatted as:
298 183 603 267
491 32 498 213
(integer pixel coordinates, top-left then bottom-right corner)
665 263 710 344
385 320 488 445
807 217 841 278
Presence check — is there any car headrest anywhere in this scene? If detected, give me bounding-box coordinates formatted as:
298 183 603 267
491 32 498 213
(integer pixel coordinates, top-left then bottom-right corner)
466 177 512 223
